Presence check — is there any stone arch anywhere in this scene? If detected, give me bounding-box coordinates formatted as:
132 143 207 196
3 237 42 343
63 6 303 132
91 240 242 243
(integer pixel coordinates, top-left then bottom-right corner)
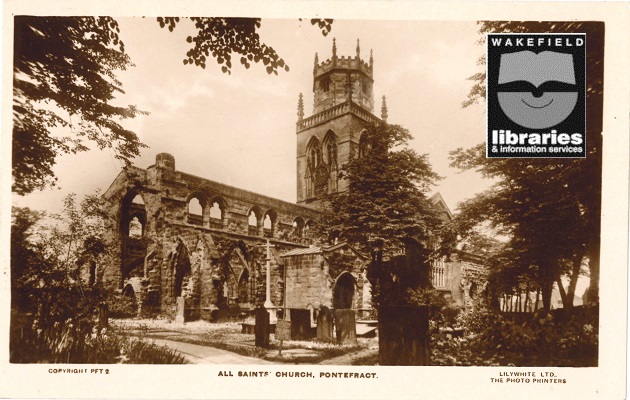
119 191 147 236
119 281 139 317
186 192 207 225
209 196 227 228
333 272 356 310
172 239 192 299
263 209 277 238
322 130 338 166
238 268 250 304
219 240 254 308
305 136 323 198
292 217 305 239
247 206 263 236
358 130 370 158
119 190 147 288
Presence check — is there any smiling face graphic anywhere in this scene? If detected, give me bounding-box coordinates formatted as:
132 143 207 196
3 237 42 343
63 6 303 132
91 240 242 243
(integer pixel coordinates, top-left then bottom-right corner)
497 51 578 129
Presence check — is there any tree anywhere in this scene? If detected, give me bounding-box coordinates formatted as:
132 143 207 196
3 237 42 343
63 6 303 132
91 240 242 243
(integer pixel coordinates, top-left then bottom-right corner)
10 207 46 311
11 193 113 326
156 17 333 74
13 17 334 196
323 122 442 306
453 21 604 308
13 16 148 195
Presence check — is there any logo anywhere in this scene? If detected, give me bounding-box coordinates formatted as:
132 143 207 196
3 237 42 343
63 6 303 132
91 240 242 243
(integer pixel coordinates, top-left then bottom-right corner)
487 34 586 158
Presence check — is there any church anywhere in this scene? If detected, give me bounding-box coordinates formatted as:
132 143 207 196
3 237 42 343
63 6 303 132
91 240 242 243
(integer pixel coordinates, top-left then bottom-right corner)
101 39 486 321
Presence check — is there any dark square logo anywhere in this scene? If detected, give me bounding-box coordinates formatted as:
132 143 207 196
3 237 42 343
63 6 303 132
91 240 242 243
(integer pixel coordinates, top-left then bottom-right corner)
486 33 586 158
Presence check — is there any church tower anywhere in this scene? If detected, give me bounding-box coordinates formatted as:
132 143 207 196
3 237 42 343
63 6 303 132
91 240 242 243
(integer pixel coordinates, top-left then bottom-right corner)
296 39 382 208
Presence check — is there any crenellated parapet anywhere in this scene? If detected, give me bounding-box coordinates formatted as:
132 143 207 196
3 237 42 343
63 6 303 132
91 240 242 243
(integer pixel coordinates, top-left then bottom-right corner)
314 55 372 80
311 38 375 114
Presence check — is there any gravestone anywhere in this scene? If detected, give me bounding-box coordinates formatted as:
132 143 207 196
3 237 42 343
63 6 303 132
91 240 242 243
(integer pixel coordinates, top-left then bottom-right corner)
98 302 109 328
254 307 270 348
378 305 430 365
334 309 357 345
275 319 291 341
317 306 334 342
290 308 312 340
175 297 185 324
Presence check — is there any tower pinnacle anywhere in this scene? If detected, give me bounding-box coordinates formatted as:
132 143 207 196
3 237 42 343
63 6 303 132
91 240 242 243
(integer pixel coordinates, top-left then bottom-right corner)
297 93 304 121
369 49 374 69
332 38 337 58
314 52 319 70
356 38 361 58
381 95 388 122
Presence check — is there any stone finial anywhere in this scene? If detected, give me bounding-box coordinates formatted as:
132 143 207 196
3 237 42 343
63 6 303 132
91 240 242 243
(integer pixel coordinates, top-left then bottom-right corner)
381 95 388 122
369 49 374 69
297 93 304 121
332 37 337 58
356 38 360 58
314 52 319 69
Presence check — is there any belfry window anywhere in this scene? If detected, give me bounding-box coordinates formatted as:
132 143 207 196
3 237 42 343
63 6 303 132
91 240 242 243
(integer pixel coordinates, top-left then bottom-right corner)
358 133 371 158
320 77 331 92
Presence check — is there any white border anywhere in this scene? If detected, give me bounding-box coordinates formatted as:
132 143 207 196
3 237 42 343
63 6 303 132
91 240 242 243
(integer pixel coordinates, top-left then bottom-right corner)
1 1 629 399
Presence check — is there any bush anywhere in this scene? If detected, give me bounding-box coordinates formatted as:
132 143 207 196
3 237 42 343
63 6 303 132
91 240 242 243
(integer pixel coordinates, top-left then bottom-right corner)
451 306 598 366
108 293 138 319
10 318 187 364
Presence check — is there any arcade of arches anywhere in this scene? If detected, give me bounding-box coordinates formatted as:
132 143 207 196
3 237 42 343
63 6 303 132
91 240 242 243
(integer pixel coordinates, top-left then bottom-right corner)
102 153 368 320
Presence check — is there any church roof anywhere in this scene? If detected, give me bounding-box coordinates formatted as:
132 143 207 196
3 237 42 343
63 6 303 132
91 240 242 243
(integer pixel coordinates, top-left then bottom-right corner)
429 192 453 221
281 241 366 259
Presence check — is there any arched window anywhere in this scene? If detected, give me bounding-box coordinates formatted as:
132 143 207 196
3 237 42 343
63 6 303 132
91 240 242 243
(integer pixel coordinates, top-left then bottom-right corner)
263 210 277 238
358 132 370 158
307 139 323 172
187 197 203 225
320 76 331 92
263 214 272 230
128 216 143 238
131 194 144 205
248 208 261 236
323 131 338 166
188 198 202 215
306 137 324 199
293 217 305 238
209 201 222 220
209 198 227 229
209 201 223 229
248 211 258 227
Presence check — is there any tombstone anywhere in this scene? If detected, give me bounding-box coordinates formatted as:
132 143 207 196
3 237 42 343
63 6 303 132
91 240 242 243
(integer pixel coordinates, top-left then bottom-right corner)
98 302 109 328
317 306 334 342
254 307 270 348
378 305 430 365
334 309 357 345
289 308 312 340
175 297 185 324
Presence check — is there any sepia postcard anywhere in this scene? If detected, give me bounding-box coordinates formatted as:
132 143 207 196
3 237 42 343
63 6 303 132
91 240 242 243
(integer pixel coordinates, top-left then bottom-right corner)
1 1 629 399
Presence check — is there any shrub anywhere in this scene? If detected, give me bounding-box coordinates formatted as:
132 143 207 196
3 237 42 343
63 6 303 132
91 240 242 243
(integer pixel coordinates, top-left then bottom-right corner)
10 319 187 364
108 293 138 319
451 306 598 366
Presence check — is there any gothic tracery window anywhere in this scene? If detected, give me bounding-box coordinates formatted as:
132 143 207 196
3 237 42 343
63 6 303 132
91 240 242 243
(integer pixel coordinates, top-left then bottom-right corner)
358 132 370 158
306 138 325 198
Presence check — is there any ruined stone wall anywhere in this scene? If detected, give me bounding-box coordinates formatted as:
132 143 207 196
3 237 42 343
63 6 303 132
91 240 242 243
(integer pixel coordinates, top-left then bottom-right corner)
101 154 320 319
443 251 488 309
284 254 331 310
282 248 368 312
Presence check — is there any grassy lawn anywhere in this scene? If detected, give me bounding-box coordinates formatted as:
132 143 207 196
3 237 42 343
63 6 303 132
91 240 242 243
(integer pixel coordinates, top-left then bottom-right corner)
112 318 376 364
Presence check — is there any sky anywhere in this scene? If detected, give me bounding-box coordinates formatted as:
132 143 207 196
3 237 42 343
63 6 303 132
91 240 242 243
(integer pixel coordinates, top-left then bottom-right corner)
12 17 494 215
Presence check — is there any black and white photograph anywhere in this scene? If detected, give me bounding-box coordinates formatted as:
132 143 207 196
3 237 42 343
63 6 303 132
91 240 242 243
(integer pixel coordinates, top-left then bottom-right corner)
1 1 629 399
